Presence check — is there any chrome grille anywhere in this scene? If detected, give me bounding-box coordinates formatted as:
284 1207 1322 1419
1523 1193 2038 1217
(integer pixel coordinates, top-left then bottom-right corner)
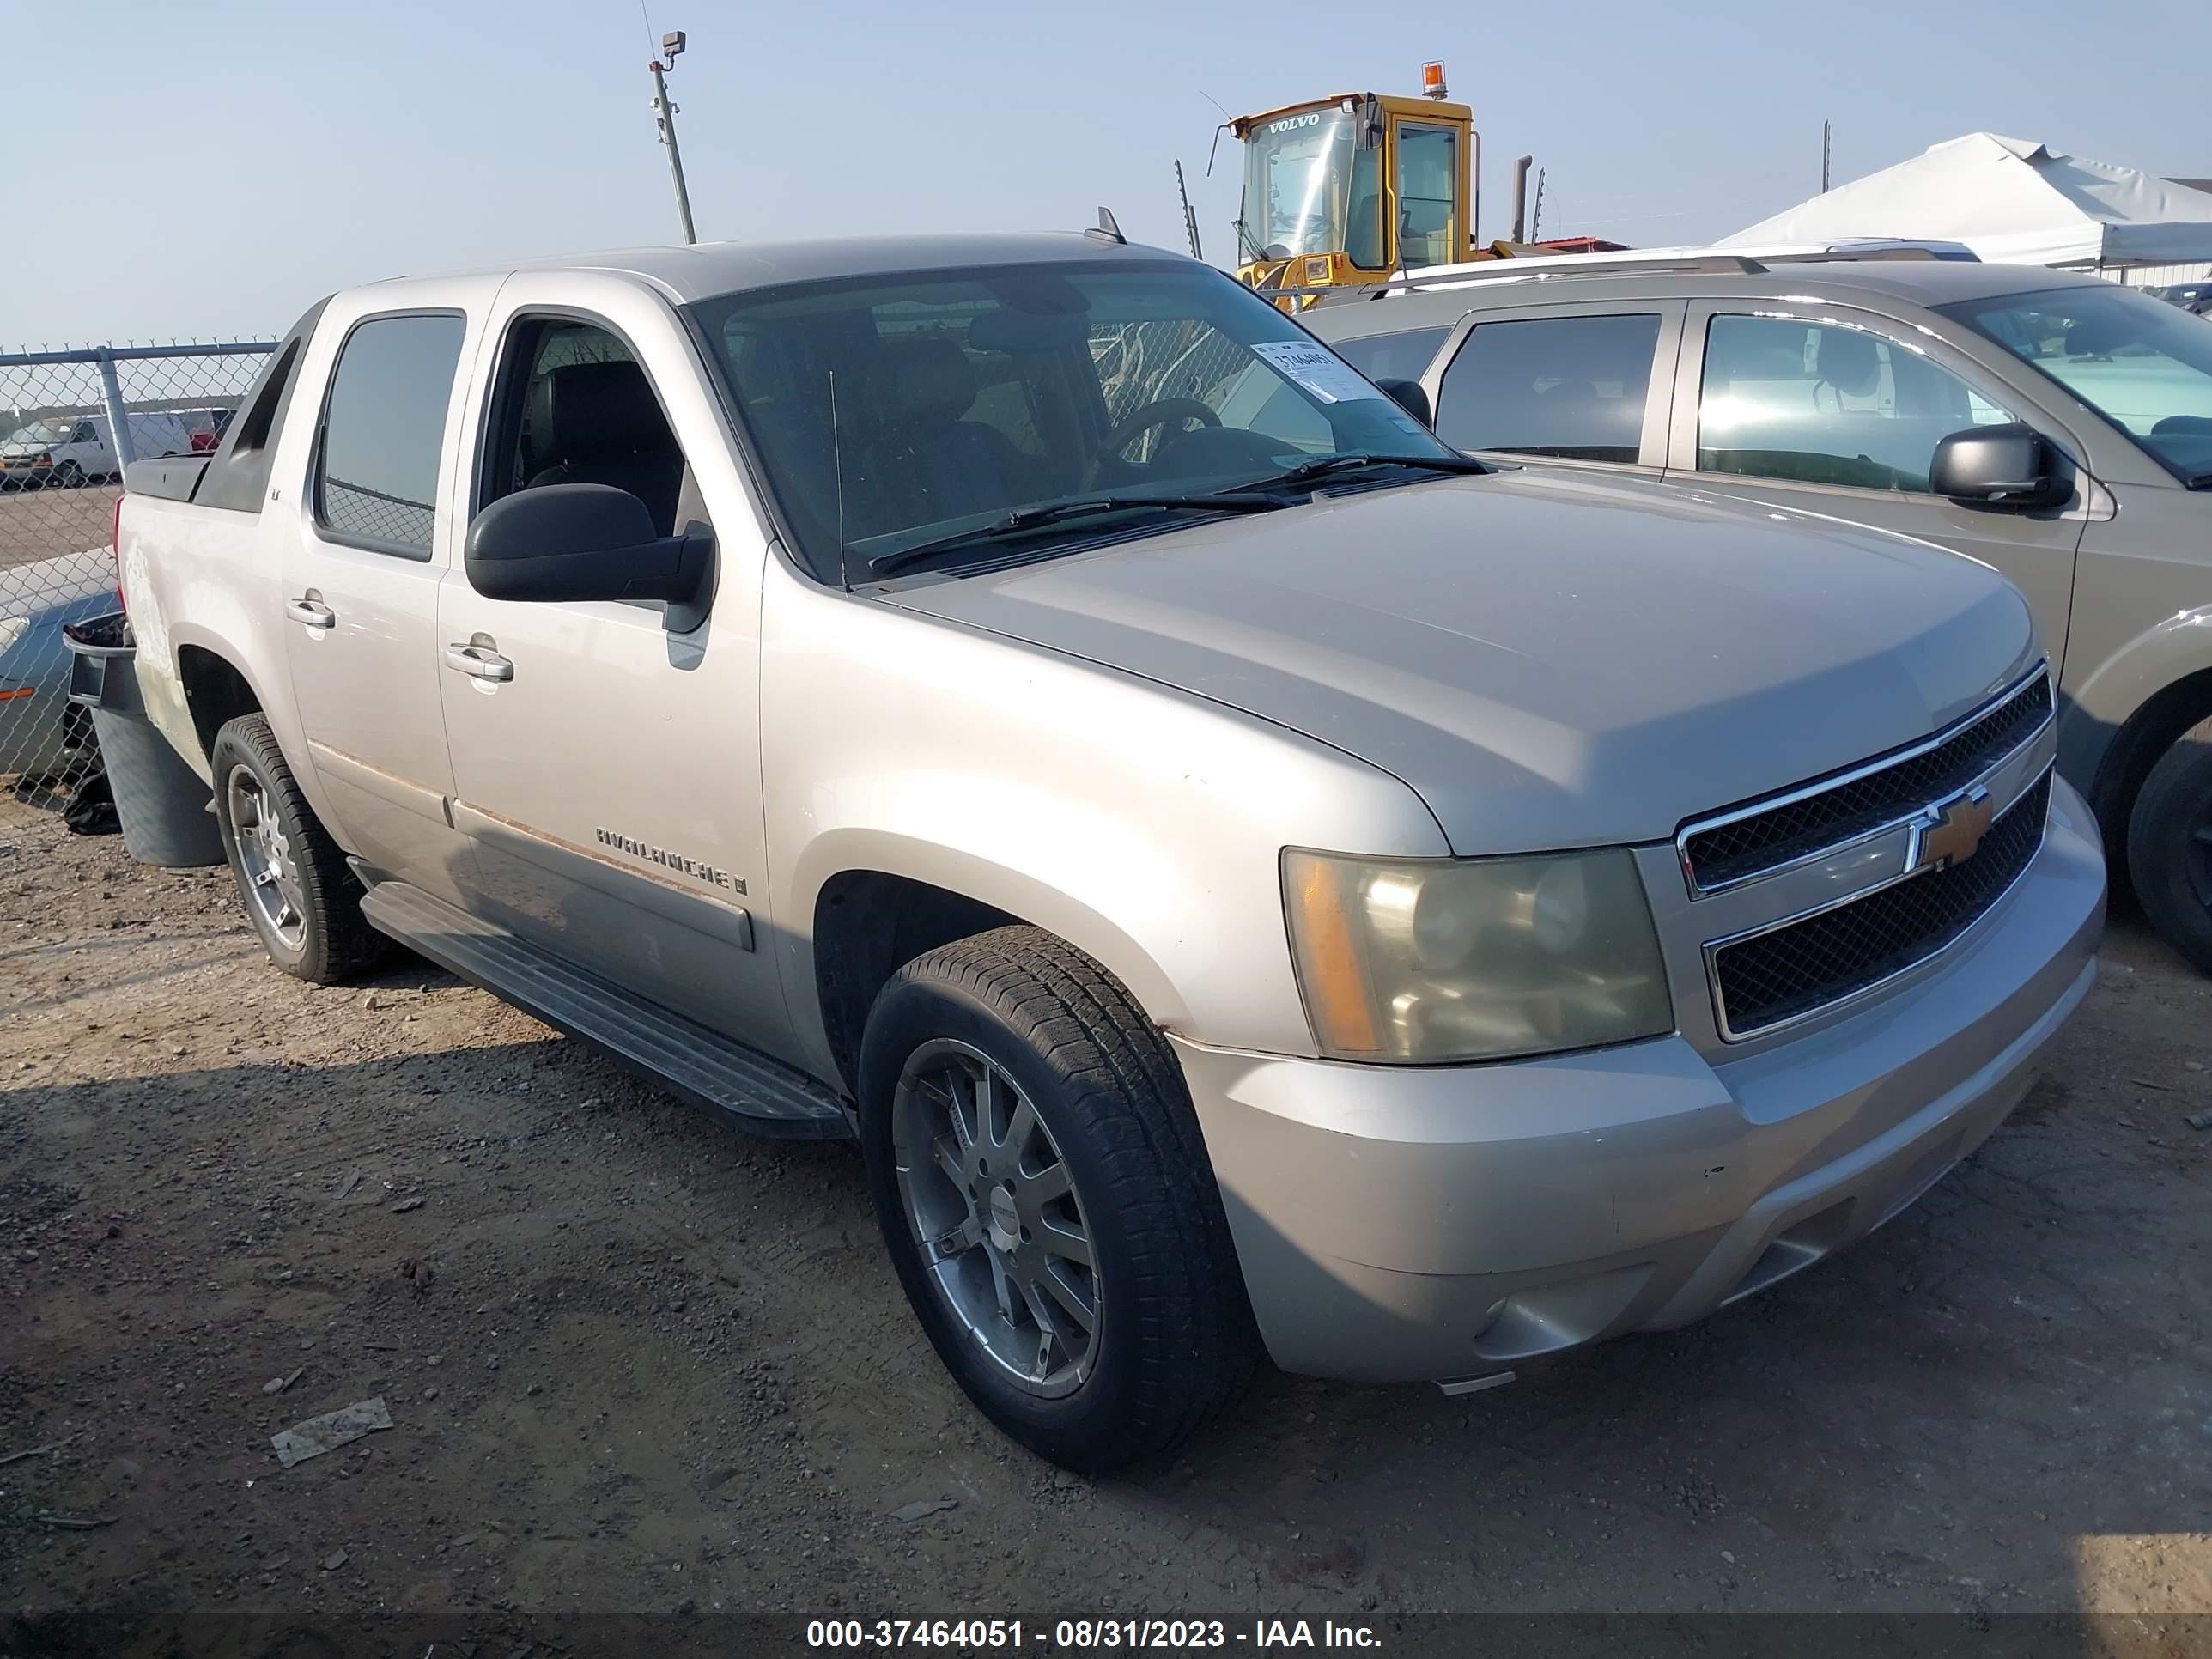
1710 772 2051 1039
1680 670 2052 894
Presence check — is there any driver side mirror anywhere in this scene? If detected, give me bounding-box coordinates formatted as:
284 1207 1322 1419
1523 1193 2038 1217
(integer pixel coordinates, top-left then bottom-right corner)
465 483 716 633
1928 423 2071 512
1374 378 1432 427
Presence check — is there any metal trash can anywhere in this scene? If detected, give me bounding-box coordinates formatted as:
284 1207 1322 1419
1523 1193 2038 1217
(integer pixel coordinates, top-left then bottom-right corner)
64 612 224 868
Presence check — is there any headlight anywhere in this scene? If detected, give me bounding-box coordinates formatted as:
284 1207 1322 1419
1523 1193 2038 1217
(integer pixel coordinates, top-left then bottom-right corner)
0 616 30 653
1282 847 1674 1062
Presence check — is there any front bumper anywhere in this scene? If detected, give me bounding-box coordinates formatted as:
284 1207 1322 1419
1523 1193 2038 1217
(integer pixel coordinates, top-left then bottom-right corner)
1174 775 2106 1384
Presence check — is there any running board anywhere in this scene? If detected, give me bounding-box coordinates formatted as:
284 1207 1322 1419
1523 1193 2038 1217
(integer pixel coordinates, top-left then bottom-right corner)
359 880 853 1140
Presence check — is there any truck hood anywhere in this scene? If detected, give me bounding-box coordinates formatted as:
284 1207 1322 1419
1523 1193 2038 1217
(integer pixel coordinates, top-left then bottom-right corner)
886 468 2040 854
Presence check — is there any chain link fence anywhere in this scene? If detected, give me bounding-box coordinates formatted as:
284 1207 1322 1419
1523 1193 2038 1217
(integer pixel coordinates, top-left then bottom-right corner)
1091 320 1250 432
2 340 271 787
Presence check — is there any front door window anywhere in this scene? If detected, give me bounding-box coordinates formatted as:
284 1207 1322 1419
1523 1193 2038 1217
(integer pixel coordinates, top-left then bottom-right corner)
1696 313 2016 492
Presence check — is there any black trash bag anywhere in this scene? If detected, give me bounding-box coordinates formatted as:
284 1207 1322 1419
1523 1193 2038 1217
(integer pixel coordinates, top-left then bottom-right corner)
62 769 121 836
60 612 132 651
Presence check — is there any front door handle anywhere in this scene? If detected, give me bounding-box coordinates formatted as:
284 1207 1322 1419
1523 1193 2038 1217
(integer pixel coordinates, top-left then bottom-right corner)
285 598 336 630
444 641 514 683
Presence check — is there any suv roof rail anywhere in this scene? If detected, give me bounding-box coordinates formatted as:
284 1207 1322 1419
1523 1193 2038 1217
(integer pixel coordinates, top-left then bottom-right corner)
1285 238 1977 307
1292 253 1770 307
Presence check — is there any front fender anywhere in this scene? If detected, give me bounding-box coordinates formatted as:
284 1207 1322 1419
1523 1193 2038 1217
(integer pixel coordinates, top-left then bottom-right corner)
2058 600 2212 798
787 826 1190 1032
761 579 1449 1084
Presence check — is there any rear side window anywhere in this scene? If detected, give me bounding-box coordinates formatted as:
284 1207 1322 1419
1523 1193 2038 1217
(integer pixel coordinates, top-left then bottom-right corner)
1331 325 1450 385
1434 313 1662 462
314 312 467 557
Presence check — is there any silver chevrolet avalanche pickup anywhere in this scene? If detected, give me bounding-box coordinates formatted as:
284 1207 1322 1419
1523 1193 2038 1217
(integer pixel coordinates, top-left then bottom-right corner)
118 233 2104 1470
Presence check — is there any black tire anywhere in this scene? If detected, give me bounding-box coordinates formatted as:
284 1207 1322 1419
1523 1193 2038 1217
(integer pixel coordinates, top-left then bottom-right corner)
52 461 85 489
210 714 388 983
859 925 1259 1473
2127 716 2212 975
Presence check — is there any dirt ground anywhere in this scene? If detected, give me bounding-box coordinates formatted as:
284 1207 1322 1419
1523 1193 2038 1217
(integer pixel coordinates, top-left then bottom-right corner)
3 793 2210 1644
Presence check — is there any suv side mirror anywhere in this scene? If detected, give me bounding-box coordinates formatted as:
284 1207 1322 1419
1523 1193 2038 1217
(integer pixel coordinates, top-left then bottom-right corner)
1375 378 1432 427
1929 423 2071 511
465 483 715 632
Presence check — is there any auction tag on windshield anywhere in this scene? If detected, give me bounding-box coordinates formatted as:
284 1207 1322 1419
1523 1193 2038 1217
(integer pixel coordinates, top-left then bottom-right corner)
1251 340 1387 404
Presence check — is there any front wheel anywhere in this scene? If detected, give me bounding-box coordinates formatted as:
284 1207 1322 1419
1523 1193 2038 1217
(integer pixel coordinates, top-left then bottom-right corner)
859 926 1258 1472
2127 716 2212 974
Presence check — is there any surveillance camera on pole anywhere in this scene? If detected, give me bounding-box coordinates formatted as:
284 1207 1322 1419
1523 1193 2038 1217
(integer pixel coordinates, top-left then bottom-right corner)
648 29 697 245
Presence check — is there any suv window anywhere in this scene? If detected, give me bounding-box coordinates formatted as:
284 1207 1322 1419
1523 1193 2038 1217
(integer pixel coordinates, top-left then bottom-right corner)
479 317 702 541
1434 313 1661 462
1332 326 1451 386
72 421 97 444
315 313 466 556
1697 313 2014 492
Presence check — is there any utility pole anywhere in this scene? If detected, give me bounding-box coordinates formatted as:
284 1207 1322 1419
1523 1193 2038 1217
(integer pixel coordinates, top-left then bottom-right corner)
649 30 697 245
1822 120 1832 192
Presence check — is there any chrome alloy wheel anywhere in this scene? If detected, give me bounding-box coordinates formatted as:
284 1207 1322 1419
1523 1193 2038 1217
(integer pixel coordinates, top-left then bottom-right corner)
228 763 307 950
891 1038 1100 1397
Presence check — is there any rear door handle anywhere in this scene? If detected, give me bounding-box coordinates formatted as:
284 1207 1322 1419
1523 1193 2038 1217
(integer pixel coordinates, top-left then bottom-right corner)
285 598 336 629
444 641 514 683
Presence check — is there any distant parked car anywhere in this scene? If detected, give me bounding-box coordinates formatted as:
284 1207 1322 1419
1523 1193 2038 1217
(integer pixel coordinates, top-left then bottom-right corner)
2152 281 2212 311
0 411 194 489
188 408 237 453
0 552 116 780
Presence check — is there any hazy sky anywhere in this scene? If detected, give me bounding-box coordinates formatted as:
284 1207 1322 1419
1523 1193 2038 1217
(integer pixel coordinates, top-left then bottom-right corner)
7 0 2208 343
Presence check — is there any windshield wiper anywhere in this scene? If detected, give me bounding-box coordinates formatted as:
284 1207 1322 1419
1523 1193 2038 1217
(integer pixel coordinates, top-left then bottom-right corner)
867 492 1285 576
2185 471 2212 490
1228 452 1492 495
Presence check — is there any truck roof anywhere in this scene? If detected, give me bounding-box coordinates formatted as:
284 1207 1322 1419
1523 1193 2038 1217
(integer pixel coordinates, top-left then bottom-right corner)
368 232 1176 306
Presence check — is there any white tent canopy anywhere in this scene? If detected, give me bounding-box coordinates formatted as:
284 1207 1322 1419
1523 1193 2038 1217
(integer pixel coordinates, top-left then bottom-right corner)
1723 133 2212 270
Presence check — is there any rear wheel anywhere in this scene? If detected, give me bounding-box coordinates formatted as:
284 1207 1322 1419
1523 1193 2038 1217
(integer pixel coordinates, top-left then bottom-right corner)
2127 716 2212 975
859 926 1258 1472
210 714 388 983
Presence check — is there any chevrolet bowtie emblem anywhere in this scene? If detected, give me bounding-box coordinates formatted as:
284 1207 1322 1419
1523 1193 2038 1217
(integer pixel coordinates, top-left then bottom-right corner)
1911 786 1994 874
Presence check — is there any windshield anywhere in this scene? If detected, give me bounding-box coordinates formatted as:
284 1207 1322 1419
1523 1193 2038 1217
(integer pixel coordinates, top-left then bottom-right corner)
1938 284 2212 483
1238 107 1380 265
5 420 75 446
690 259 1452 580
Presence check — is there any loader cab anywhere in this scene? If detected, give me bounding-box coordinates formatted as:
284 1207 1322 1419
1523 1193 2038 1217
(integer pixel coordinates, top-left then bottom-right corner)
1231 65 1475 305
